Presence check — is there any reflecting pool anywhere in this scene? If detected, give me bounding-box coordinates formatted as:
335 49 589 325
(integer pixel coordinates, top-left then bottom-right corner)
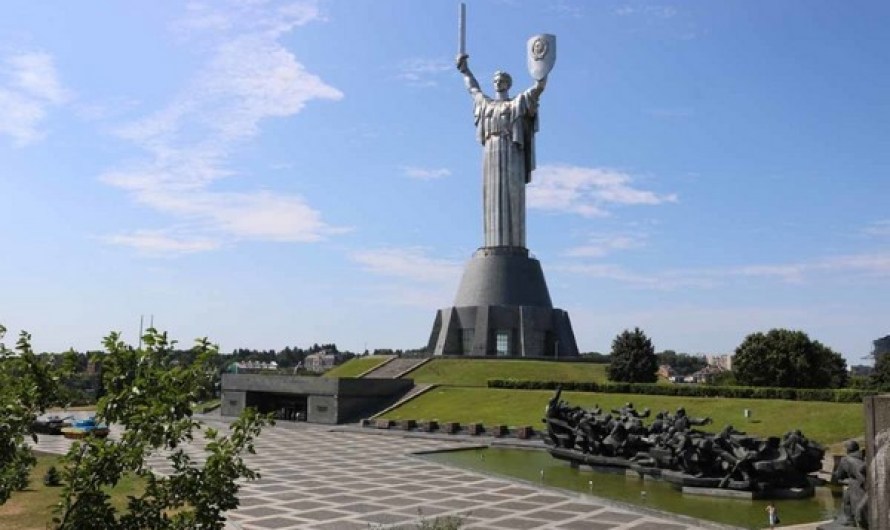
421 447 839 529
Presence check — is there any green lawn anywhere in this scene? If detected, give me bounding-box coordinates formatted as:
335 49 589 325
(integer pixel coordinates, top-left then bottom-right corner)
402 358 609 387
0 452 146 530
379 387 864 446
323 355 394 378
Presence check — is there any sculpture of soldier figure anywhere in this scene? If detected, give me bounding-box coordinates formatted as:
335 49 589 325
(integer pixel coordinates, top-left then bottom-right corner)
455 31 555 249
831 440 869 528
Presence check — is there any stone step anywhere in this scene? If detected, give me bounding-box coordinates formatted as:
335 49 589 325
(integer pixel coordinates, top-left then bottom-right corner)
361 356 429 379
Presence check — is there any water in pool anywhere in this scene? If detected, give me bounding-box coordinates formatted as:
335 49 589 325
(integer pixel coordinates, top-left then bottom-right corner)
421 447 839 529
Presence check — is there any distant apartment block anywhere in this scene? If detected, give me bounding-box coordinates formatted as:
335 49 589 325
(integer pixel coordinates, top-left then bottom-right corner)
706 353 733 371
874 335 890 360
304 350 342 373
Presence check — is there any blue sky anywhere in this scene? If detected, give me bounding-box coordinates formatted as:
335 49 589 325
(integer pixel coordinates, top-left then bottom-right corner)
1 0 888 363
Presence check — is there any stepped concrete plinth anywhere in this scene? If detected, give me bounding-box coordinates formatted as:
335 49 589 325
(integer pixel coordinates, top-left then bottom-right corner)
428 246 578 357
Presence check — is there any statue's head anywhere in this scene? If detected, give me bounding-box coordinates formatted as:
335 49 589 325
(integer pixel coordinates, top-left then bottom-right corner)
492 71 513 92
845 440 860 454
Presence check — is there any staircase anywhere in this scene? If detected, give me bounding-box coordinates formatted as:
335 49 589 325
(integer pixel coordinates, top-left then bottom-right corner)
361 357 430 379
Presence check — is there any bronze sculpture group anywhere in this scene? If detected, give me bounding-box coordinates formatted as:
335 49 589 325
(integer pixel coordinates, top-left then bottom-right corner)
543 388 825 494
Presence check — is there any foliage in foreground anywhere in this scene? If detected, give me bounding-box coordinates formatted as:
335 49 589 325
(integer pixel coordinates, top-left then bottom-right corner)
0 324 73 504
0 325 271 530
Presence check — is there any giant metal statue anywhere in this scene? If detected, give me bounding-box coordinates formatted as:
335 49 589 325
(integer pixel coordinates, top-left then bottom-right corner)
427 4 578 358
455 35 551 248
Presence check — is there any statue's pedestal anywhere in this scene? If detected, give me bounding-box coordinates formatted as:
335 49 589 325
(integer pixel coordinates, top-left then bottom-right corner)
427 246 579 357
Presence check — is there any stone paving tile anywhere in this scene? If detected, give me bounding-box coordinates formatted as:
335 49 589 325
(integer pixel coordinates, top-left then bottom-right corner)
595 510 646 523
628 522 690 530
435 498 479 509
455 506 515 520
356 511 416 525
242 516 305 529
524 493 573 504
556 521 623 530
411 489 457 500
314 494 364 504
233 506 289 518
458 492 514 502
294 508 353 521
393 504 453 517
335 502 389 514
305 520 370 530
378 495 427 507
525 509 585 522
485 516 552 529
267 490 316 502
278 500 333 511
552 501 607 513
493 485 538 496
490 499 551 511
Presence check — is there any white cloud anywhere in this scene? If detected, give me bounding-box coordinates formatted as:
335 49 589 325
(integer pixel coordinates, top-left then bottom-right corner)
548 1 584 18
565 233 645 258
0 52 70 146
349 247 463 308
351 247 462 284
614 5 677 18
402 166 451 180
864 220 890 238
102 1 345 254
559 251 890 290
397 58 451 87
103 230 221 256
528 164 678 217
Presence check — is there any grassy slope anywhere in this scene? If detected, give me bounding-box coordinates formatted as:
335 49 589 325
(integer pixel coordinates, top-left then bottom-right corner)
323 355 393 378
403 358 609 387
0 453 146 530
379 387 864 446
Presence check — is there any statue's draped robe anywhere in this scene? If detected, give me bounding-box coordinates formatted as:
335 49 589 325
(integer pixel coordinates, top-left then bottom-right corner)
473 88 539 248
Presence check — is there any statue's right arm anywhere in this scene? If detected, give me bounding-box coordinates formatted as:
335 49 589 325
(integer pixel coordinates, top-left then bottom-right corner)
456 54 481 96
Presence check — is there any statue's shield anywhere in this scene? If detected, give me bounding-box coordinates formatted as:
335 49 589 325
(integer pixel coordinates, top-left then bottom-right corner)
527 34 556 80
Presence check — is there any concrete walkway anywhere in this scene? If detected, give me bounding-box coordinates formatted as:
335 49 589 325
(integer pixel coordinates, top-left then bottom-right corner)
32 419 718 530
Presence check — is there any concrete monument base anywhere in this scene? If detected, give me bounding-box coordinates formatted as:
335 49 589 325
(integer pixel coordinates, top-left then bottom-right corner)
427 247 579 357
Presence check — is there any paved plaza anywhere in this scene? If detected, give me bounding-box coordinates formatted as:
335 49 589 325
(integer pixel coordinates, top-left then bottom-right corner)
33 418 712 530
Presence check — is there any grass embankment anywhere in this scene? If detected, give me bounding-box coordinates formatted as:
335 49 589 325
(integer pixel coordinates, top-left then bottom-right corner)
323 355 394 378
403 358 609 387
0 452 146 530
383 358 865 445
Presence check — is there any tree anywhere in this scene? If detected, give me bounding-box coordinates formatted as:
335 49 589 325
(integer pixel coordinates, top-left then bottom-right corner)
873 352 890 391
607 328 658 383
0 325 71 504
656 350 707 376
0 324 270 530
733 328 848 388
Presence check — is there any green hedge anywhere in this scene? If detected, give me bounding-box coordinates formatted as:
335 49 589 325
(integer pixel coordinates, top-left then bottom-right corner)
486 379 877 403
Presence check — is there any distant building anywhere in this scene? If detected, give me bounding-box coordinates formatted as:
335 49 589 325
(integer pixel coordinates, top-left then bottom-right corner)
304 350 342 373
667 364 726 384
850 365 874 377
874 335 890 360
228 361 279 373
687 365 725 384
657 364 674 379
706 354 733 371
